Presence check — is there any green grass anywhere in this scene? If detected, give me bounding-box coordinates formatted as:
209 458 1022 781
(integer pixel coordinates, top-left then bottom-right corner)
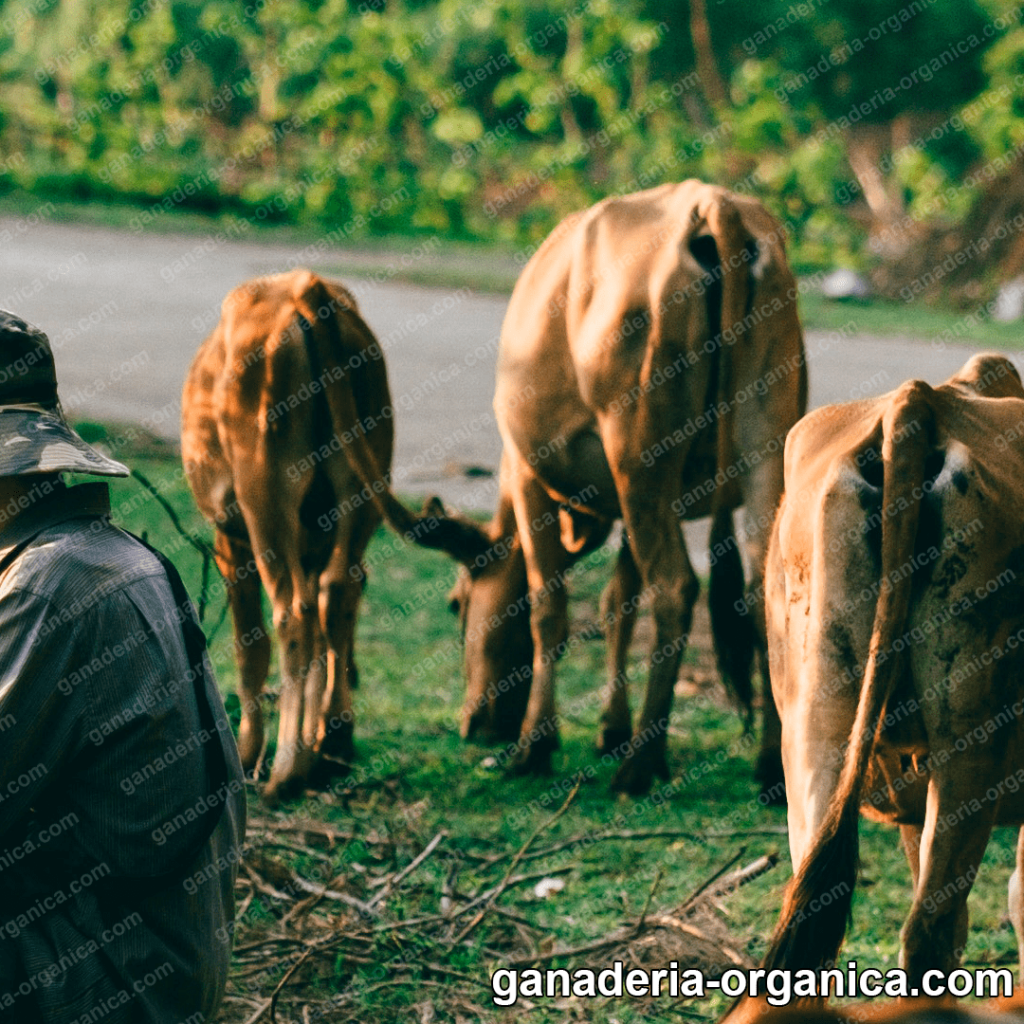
798 291 1024 349
83 429 1022 1023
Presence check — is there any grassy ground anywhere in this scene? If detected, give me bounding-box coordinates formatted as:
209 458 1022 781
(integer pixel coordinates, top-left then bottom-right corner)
81 426 1023 1023
6 192 1024 347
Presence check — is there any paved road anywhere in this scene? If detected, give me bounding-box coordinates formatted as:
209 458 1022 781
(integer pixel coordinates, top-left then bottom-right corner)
3 215 1017 548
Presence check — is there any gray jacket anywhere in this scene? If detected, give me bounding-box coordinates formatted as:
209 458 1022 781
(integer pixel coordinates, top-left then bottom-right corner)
0 480 245 1023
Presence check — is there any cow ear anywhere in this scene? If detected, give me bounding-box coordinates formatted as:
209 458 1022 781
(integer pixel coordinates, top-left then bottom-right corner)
418 496 492 567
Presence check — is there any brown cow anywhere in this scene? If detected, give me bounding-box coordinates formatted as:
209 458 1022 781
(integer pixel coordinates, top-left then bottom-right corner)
182 270 450 803
426 181 808 795
730 353 1024 1020
728 994 1024 1024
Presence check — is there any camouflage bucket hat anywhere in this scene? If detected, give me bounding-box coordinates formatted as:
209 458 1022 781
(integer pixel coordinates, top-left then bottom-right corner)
0 310 128 477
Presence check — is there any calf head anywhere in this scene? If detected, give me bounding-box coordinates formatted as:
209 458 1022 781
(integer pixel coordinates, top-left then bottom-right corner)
424 497 534 742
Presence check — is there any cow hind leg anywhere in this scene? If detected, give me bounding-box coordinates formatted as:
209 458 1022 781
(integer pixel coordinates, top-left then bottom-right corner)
901 820 969 958
598 431 699 794
263 596 319 805
244 506 320 805
901 770 994 984
317 572 365 770
507 465 571 775
597 534 641 758
611 507 698 794
613 554 698 794
708 506 784 803
311 456 379 777
214 529 271 773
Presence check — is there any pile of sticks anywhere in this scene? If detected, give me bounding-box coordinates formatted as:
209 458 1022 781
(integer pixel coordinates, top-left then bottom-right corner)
220 784 782 1023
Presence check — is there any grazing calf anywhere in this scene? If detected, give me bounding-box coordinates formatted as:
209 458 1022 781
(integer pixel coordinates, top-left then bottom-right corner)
182 270 437 803
731 353 1024 1019
426 180 807 795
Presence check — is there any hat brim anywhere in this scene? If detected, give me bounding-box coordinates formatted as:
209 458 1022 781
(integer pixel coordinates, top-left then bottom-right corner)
0 409 129 477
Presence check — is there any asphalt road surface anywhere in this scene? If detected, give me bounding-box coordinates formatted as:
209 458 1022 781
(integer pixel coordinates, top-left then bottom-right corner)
3 214 1017 570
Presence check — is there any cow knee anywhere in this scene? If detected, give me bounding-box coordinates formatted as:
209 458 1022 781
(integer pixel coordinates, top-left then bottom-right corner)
529 595 568 660
651 579 696 638
273 604 300 645
537 616 568 657
275 601 315 654
319 579 361 638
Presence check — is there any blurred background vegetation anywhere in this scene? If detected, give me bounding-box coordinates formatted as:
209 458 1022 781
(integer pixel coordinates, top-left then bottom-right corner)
4 0 1024 302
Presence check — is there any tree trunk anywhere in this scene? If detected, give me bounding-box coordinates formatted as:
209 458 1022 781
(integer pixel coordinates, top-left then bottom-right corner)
689 0 727 108
844 122 913 260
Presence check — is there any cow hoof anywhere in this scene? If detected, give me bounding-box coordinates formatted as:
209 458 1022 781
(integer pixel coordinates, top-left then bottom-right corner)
262 774 306 807
245 759 271 783
610 758 653 796
611 744 669 795
237 725 264 775
509 737 557 776
307 754 353 789
320 724 355 764
462 707 522 745
596 727 632 759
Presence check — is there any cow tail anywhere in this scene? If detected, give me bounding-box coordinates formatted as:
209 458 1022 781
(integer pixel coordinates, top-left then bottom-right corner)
293 278 487 559
705 195 755 716
762 381 935 972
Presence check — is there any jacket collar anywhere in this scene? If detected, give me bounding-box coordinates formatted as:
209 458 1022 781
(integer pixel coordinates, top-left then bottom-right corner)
0 480 111 564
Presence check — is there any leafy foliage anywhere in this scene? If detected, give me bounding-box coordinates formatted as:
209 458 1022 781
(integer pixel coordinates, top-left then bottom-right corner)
2 0 1024 282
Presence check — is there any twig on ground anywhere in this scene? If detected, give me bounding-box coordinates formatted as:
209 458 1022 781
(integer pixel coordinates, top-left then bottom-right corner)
240 859 378 918
268 945 317 1023
259 839 334 862
677 847 747 916
241 999 272 1024
369 865 574 937
705 851 780 899
368 831 446 910
452 780 581 946
638 866 663 928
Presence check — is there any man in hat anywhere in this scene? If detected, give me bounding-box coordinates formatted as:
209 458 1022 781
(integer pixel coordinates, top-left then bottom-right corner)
0 311 246 1023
